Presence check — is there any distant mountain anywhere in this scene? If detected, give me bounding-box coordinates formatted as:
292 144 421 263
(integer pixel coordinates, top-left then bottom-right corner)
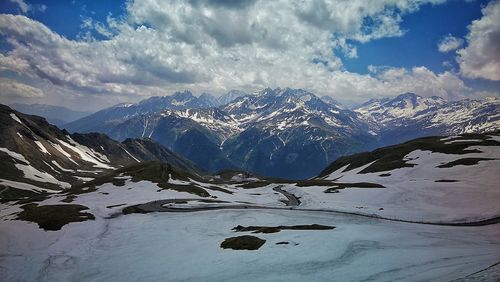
9 103 92 126
62 89 499 179
64 90 246 133
320 95 345 109
0 104 202 193
88 88 377 178
217 90 247 106
106 108 239 172
220 88 376 178
355 93 500 145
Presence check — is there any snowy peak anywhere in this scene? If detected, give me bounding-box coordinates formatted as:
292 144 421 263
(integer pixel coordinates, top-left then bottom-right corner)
355 93 447 123
217 90 247 106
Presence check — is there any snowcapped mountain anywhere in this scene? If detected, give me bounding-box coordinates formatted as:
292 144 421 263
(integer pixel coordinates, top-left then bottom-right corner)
105 107 239 173
221 88 376 178
0 104 201 194
61 88 499 179
64 90 246 133
91 88 377 178
355 93 500 145
320 95 345 109
217 90 248 106
9 103 92 126
354 93 447 128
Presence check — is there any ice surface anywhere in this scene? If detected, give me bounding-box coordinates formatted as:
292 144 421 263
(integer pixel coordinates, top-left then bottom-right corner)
1 210 499 281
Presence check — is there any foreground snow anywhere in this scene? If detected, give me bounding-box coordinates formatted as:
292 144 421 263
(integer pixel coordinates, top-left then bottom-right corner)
1 210 499 281
297 141 500 222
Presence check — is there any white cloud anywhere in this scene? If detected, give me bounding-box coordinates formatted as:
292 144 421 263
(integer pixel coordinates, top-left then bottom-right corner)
437 34 464 53
457 0 500 81
9 0 29 14
0 0 475 108
0 77 44 99
337 66 471 102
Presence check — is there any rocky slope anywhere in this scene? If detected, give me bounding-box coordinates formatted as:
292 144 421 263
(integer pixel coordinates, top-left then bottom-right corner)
0 104 202 196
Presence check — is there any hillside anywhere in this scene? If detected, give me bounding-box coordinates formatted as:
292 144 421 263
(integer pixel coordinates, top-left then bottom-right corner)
1 127 499 281
0 104 202 200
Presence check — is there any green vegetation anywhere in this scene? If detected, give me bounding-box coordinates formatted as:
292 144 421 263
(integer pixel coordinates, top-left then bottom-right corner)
319 134 499 176
232 224 335 234
17 203 95 231
220 235 266 250
437 158 495 168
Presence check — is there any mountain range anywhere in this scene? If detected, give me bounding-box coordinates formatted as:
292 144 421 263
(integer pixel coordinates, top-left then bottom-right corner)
9 103 93 127
2 101 499 282
62 88 499 179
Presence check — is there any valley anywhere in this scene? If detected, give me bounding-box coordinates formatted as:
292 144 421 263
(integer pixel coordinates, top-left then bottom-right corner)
0 103 499 280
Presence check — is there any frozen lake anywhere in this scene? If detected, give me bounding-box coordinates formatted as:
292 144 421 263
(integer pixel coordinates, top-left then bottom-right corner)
3 209 499 281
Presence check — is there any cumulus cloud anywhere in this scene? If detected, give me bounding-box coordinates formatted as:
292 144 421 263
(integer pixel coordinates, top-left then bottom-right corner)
437 34 464 53
0 0 474 108
347 65 471 101
0 77 44 99
457 0 500 81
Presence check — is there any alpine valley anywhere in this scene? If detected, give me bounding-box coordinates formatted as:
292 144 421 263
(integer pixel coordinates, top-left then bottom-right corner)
1 102 500 281
64 88 500 179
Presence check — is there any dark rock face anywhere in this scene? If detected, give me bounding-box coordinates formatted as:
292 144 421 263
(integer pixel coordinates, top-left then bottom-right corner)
220 235 266 250
0 104 202 195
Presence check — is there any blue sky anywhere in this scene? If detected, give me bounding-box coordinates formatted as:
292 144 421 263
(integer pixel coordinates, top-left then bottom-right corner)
0 0 499 109
342 0 489 74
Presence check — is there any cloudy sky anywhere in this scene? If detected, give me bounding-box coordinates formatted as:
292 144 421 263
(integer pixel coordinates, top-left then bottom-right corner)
0 0 499 110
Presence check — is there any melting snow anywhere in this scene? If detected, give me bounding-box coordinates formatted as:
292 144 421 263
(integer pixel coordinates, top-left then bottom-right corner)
34 141 51 155
0 179 60 193
10 113 24 125
123 148 140 163
14 163 70 188
0 147 29 164
58 138 114 169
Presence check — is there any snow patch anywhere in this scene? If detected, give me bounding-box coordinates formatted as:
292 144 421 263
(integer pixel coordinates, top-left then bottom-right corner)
0 147 29 164
34 141 51 155
0 179 60 193
10 113 24 125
